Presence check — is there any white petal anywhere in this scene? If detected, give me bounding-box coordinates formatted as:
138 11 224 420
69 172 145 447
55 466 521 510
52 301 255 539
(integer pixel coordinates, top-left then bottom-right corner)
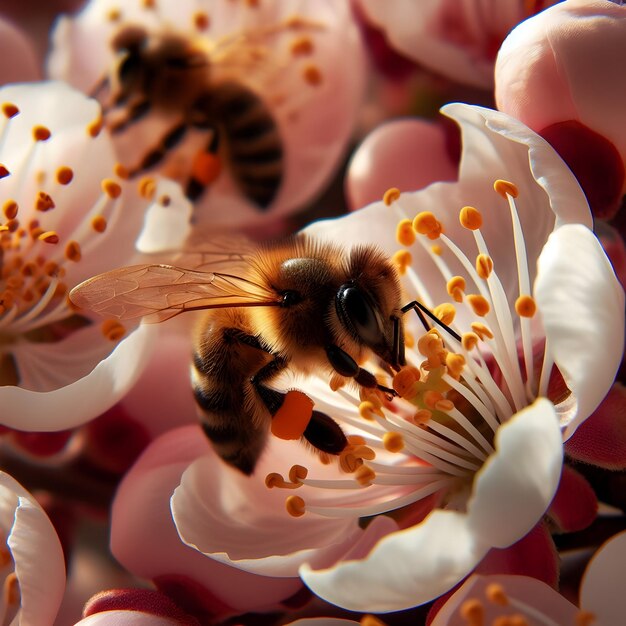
171 442 397 577
534 224 625 437
580 530 626 625
9 497 65 625
0 325 156 430
300 509 488 612
135 179 193 254
75 612 182 626
467 398 563 548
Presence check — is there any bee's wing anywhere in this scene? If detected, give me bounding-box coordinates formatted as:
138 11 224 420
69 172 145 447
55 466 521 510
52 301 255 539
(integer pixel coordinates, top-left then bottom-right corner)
173 234 257 273
69 264 281 323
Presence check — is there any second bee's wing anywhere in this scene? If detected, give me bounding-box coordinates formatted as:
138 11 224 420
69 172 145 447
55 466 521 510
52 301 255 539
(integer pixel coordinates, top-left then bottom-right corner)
69 264 281 323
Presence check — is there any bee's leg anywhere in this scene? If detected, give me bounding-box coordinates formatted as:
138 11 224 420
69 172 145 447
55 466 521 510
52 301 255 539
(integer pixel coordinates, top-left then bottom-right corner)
400 301 462 341
108 99 152 133
325 345 397 398
126 121 189 176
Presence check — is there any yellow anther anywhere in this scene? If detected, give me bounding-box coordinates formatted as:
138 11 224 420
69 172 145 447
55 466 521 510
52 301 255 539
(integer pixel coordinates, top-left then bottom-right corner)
360 616 387 626
359 387 383 409
446 276 466 303
417 329 445 359
405 330 414 348
413 211 443 240
32 125 51 141
459 598 484 622
265 473 285 488
575 610 597 626
515 295 536 318
355 465 376 486
142 0 156 8
87 116 103 138
393 366 420 398
3 200 17 220
288 464 308 483
396 219 415 246
485 583 509 606
285 495 306 517
101 319 126 341
435 398 455 412
138 177 156 200
290 36 314 56
36 192 55 212
430 244 442 255
107 7 122 21
467 294 490 317
470 322 493 340
114 163 130 179
347 434 366 446
0 165 9 178
193 11 210 30
392 249 412 275
494 179 519 199
91 216 107 233
476 253 493 279
353 445 376 461
433 302 455 326
55 166 73 185
65 241 82 262
302 64 323 85
359 400 384 420
2 103 19 118
38 231 59 244
44 260 59 276
102 179 122 199
445 352 465 379
423 390 445 410
411 408 432 425
383 431 404 453
459 206 482 230
462 332 479 351
383 187 401 206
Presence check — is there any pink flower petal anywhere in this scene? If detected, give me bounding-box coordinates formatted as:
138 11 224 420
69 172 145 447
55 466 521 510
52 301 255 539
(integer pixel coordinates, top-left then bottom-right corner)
548 465 598 533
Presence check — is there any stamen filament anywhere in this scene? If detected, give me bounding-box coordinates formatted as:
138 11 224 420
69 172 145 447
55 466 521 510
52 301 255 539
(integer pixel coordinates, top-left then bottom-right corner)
8 277 59 331
538 338 554 400
426 414 489 459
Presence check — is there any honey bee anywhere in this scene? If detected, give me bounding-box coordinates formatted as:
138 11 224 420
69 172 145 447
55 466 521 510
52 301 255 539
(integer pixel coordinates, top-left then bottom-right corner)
69 235 431 475
97 23 287 207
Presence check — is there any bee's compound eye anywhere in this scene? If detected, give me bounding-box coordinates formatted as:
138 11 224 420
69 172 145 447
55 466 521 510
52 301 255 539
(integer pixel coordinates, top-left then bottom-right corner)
336 284 382 346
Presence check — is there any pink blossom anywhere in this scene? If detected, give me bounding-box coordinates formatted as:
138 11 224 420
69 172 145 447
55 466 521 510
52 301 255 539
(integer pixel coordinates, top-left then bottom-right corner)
0 17 40 84
495 0 626 219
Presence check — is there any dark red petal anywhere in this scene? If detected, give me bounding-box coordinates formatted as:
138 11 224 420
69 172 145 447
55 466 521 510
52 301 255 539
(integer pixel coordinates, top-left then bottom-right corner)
548 465 598 532
540 120 625 220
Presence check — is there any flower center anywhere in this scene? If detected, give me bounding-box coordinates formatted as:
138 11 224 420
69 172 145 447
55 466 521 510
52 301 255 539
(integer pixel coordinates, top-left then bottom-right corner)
267 179 556 520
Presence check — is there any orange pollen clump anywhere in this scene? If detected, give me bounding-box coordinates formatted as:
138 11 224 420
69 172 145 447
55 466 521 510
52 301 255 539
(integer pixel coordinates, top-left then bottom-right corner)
466 294 490 317
285 495 306 517
515 295 536 318
107 7 122 21
36 192 55 212
433 302 456 325
382 431 404 453
2 103 19 118
459 205 482 230
413 211 443 240
392 249 412 275
114 163 130 179
3 200 18 220
462 332 479 351
575 610 597 626
486 583 509 606
32 125 51 142
459 597 484 624
191 152 221 186
358 400 384 420
396 219 415 246
138 177 157 200
471 322 493 340
445 352 465 379
494 179 519 199
383 187 401 206
360 616 387 626
302 63 323 85
476 253 493 279
193 11 210 30
271 390 314 440
0 165 9 179
355 464 376 486
101 319 126 341
431 244 442 255
91 216 107 233
87 116 103 138
102 179 122 199
393 365 420 397
55 166 74 185
65 241 82 262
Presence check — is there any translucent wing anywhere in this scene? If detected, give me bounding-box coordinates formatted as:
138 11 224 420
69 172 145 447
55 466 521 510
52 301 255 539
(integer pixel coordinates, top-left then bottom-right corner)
69 264 281 323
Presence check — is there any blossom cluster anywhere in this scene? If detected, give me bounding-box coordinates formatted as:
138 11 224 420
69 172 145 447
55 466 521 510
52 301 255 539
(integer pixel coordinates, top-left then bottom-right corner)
0 1 624 624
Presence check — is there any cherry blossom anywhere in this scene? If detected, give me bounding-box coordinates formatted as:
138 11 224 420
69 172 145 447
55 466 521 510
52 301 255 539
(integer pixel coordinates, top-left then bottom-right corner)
495 0 626 219
0 81 186 431
0 470 65 625
48 0 366 229
290 103 623 611
356 0 558 88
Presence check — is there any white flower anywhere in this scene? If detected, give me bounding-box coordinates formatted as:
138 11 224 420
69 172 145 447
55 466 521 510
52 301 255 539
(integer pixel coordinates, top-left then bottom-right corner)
48 0 366 228
290 103 623 611
0 81 187 431
0 470 65 625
